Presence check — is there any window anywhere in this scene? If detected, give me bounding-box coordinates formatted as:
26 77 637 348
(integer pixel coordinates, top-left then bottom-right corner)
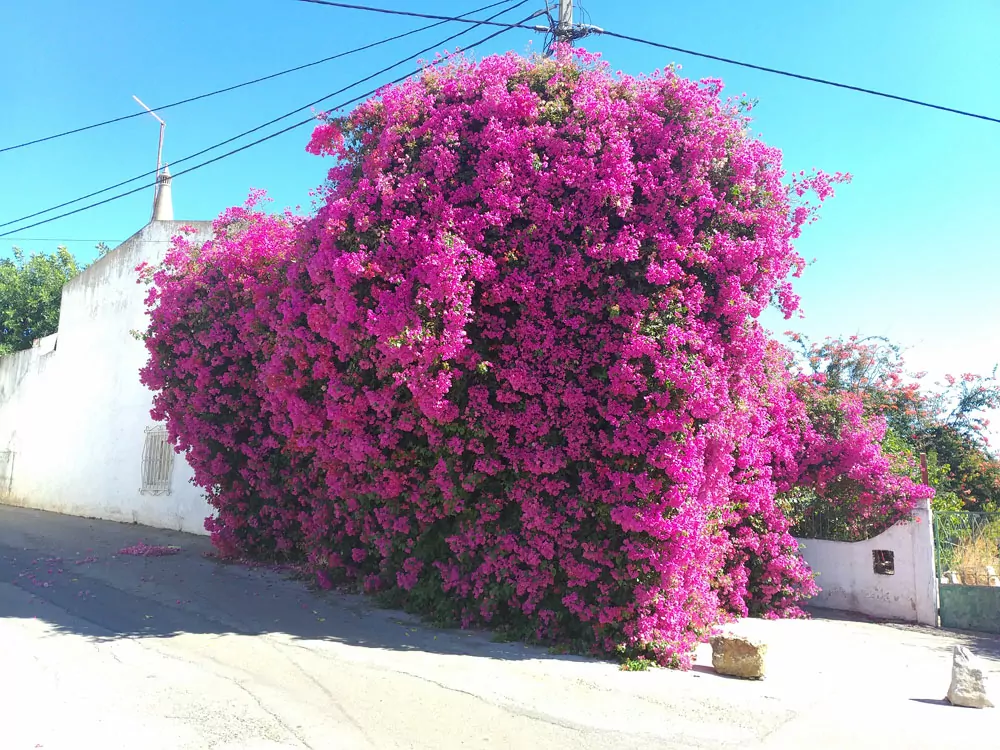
873 549 895 575
140 425 173 495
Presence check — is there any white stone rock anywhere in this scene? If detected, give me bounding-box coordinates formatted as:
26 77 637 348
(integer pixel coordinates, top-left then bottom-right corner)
946 645 994 709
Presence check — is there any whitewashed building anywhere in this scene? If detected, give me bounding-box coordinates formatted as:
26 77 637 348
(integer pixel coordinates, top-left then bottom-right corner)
0 173 214 534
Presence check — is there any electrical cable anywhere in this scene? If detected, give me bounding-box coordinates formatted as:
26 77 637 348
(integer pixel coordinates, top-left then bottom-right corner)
2 238 123 243
299 2 1000 125
0 0 534 231
0 0 518 155
296 1 544 31
18 2 985 235
0 8 536 237
599 30 1000 126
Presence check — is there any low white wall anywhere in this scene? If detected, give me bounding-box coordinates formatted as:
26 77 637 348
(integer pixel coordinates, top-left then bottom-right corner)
795 499 938 626
0 220 215 534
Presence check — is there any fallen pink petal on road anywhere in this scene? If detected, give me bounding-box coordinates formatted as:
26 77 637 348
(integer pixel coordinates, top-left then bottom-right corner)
118 543 181 557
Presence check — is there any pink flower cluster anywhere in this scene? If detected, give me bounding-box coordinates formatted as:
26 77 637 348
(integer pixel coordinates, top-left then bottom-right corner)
140 48 921 665
785 371 934 536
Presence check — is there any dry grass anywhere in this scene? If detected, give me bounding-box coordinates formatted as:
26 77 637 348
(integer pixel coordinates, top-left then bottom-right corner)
952 532 1000 586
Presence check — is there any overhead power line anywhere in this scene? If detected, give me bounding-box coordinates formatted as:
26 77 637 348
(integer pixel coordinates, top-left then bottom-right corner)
2 238 123 243
0 0 518 155
598 30 1000 126
0 6 536 238
300 1 1000 126
297 1 546 31
0 0 535 232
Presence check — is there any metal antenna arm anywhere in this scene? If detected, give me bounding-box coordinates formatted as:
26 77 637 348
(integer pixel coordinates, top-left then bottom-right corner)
133 95 167 219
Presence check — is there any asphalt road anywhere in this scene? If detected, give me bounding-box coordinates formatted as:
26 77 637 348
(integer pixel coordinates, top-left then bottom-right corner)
0 504 997 750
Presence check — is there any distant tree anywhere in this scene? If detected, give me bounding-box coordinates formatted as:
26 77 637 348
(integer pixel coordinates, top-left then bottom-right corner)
787 332 1000 511
0 246 81 356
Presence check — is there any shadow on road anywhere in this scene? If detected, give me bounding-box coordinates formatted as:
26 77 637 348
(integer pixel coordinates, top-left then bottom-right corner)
806 605 1000 663
0 504 596 665
909 698 951 707
5 505 1000 671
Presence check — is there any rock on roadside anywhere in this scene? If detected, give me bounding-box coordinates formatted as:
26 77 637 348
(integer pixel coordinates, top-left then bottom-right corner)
946 645 994 709
710 634 767 680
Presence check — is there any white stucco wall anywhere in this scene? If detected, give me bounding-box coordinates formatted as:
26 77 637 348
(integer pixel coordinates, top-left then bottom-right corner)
0 220 215 534
795 499 938 626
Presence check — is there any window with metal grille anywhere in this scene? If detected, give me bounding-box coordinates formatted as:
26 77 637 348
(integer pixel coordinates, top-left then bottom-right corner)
140 425 173 495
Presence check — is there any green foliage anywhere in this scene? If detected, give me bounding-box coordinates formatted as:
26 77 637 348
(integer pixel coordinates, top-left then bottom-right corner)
0 246 81 356
923 426 1000 512
788 333 924 437
880 429 962 512
619 656 653 672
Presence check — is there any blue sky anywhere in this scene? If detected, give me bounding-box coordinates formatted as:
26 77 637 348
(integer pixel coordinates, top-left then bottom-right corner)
3 0 999 419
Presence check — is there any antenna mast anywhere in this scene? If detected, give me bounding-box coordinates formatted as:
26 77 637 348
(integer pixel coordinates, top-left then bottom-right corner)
133 95 166 219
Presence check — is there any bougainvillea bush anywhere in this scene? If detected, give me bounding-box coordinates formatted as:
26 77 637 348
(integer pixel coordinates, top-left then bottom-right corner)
139 198 315 559
786 332 1000 513
141 48 928 666
780 368 934 542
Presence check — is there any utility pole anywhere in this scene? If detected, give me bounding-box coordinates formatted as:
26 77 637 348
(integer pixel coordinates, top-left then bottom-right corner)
545 0 601 54
556 0 573 45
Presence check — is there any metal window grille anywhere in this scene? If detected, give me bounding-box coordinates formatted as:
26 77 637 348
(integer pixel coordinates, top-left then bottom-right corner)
790 509 898 543
140 426 173 495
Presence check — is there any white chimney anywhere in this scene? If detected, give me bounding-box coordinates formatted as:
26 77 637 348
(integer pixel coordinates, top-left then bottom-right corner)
152 165 173 221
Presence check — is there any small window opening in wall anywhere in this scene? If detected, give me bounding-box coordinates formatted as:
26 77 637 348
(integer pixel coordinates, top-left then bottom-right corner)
140 425 173 495
873 549 895 575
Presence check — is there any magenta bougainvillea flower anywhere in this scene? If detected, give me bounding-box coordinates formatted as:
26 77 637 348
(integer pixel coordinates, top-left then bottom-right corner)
140 48 928 666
